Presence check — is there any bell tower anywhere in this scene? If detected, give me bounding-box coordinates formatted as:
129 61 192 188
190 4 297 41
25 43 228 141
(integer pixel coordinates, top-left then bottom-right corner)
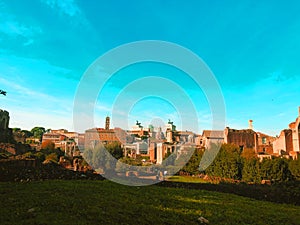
105 116 110 130
248 120 253 130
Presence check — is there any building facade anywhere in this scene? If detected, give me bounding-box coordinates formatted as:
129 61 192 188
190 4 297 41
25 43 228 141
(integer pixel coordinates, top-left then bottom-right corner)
224 127 257 150
42 129 80 156
84 117 127 149
273 107 300 158
256 132 276 154
201 130 224 149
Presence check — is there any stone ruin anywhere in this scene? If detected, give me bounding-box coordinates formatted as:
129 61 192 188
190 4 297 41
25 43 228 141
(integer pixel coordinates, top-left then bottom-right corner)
0 109 14 143
0 109 31 156
0 109 9 130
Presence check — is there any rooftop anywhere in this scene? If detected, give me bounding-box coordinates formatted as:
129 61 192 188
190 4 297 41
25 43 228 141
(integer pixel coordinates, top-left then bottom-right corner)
202 130 224 138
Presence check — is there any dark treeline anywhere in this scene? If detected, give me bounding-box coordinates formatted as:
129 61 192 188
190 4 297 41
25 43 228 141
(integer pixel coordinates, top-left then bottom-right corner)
180 144 300 183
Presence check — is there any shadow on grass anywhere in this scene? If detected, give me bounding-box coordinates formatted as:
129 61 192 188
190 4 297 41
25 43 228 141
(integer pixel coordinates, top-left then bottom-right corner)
156 180 300 206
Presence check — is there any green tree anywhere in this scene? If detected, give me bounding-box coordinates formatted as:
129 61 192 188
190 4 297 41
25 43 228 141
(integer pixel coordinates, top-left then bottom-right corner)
31 127 46 140
241 148 256 160
260 158 273 180
12 128 21 132
260 158 292 182
181 148 204 175
89 142 124 174
21 130 33 138
242 158 261 183
241 148 260 183
289 158 300 180
205 144 242 180
270 158 293 182
104 142 124 174
105 142 123 159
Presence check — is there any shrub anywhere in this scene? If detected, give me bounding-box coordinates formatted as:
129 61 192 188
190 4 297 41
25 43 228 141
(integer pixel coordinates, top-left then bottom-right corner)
45 153 58 163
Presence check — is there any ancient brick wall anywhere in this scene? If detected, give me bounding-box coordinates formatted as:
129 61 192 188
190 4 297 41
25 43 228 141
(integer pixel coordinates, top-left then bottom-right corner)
0 109 9 130
225 128 257 150
257 145 273 154
0 109 15 144
285 129 293 153
256 133 275 154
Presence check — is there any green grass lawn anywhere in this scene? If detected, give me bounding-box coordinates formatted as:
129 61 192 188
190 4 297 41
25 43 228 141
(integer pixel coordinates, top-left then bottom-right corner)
0 180 299 225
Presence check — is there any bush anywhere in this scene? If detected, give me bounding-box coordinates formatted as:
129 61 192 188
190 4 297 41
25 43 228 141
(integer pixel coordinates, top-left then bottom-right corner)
35 152 46 161
45 153 58 163
41 140 55 150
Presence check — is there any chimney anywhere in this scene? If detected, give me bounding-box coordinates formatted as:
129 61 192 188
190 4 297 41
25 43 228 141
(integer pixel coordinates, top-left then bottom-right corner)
248 120 253 130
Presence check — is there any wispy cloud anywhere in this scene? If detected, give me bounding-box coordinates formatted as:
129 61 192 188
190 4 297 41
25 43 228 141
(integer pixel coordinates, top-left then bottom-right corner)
42 0 81 17
40 0 91 30
0 77 57 102
23 39 34 46
0 54 72 79
0 20 41 38
0 53 76 116
95 104 112 112
0 3 42 45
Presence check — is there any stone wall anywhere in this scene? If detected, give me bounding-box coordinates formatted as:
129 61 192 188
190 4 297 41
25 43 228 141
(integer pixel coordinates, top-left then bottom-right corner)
0 109 9 130
257 145 273 154
285 130 293 153
0 109 14 143
291 116 300 152
256 132 275 154
273 129 293 154
224 127 257 151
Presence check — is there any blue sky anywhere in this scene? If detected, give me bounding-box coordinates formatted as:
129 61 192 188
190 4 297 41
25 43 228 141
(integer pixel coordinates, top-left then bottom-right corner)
0 0 300 136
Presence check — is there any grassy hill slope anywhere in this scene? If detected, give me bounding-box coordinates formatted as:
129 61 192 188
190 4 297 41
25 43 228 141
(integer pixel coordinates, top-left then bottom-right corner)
0 180 299 225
